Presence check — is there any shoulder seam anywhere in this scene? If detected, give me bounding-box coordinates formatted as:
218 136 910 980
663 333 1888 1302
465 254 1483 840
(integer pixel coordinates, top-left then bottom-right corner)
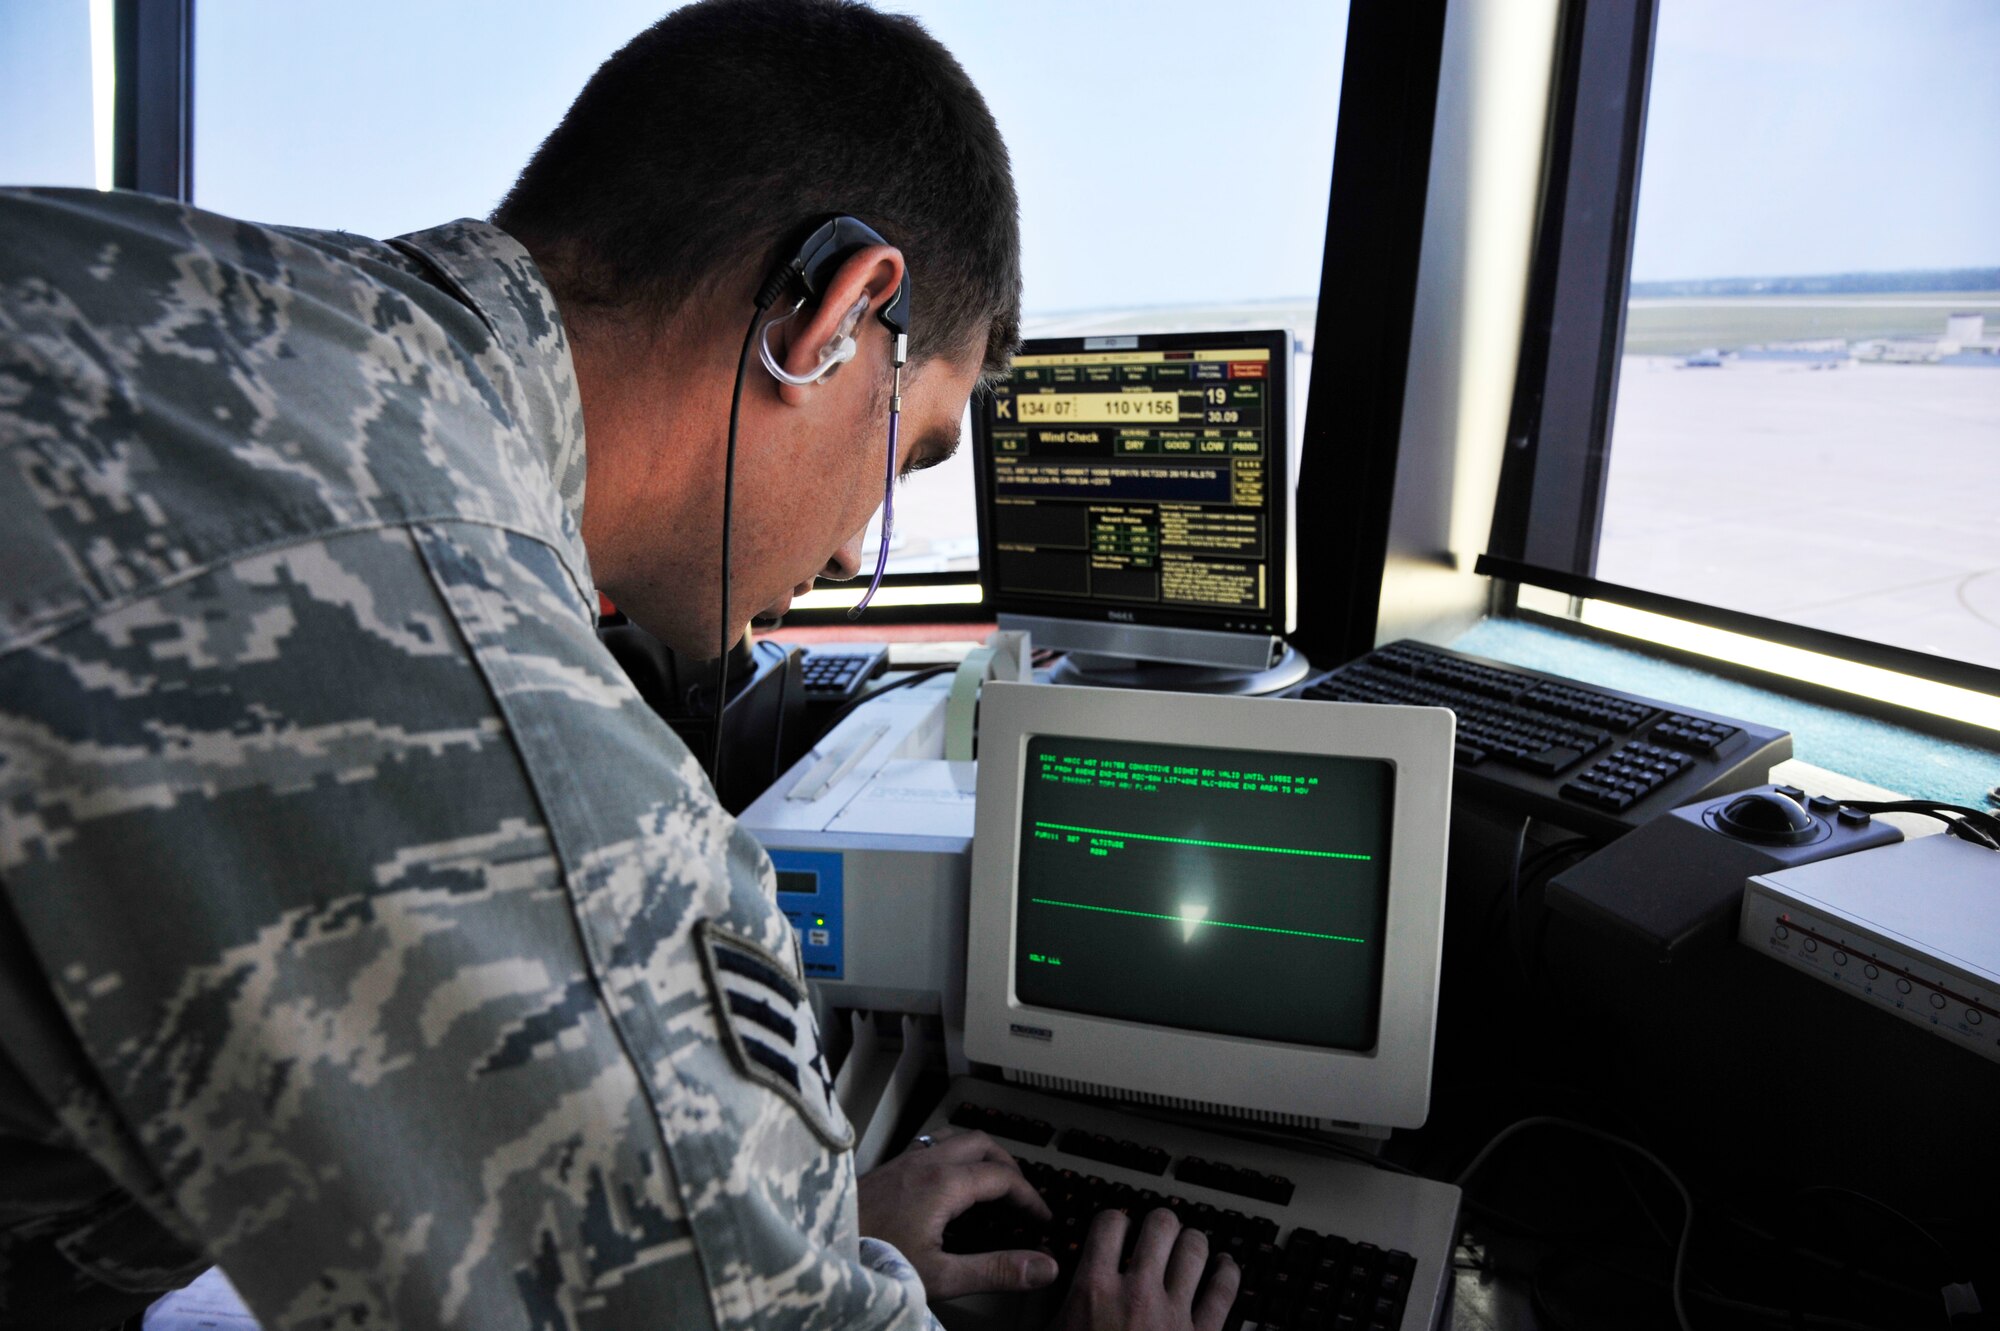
1 512 592 660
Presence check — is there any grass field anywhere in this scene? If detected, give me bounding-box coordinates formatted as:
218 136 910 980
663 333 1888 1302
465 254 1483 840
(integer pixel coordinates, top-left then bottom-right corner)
1623 292 2000 355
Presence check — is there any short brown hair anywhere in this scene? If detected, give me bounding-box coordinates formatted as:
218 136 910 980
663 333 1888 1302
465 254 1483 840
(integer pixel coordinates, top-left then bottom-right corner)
494 0 1021 378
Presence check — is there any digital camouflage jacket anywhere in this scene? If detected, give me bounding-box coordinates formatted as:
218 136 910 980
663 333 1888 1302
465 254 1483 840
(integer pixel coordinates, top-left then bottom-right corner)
0 188 930 1331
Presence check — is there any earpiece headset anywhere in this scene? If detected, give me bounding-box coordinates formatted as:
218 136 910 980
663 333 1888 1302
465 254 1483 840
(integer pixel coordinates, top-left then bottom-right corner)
758 292 871 386
755 215 911 384
714 215 913 790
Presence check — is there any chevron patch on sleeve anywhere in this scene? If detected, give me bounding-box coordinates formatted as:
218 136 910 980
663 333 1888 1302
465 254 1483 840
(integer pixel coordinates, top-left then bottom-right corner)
696 919 854 1152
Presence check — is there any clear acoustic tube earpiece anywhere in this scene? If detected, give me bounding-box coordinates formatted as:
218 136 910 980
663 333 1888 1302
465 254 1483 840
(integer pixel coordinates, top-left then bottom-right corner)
755 289 902 619
758 292 870 385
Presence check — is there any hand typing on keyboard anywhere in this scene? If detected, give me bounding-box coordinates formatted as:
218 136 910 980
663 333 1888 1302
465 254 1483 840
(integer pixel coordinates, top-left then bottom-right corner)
858 1128 1061 1300
1051 1207 1242 1331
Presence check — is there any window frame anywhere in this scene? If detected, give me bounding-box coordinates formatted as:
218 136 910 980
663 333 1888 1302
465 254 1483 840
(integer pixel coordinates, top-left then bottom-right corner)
788 0 1453 641
1482 0 2000 701
158 3 1454 646
1289 0 1449 666
113 0 194 199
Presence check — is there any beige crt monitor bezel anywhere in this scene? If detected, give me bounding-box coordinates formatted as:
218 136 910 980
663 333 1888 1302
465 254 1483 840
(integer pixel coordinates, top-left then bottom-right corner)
964 682 1454 1130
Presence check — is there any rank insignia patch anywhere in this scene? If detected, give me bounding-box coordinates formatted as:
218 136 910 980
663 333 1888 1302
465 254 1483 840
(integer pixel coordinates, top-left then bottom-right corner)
695 920 853 1151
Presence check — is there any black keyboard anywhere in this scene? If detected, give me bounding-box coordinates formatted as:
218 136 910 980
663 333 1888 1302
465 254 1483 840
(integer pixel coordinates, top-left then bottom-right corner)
796 644 889 702
1286 641 1791 836
945 1150 1417 1331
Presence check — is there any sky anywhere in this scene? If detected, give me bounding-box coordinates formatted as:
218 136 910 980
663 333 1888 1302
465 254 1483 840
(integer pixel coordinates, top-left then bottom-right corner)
183 0 1348 316
5 2 1990 300
1628 0 2000 283
0 6 94 189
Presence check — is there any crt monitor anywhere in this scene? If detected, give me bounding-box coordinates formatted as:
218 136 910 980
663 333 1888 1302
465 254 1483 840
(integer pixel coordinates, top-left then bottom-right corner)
973 330 1297 679
964 682 1454 1132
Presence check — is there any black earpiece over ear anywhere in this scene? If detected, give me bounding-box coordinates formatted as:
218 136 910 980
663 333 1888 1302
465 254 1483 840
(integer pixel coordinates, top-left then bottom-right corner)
755 215 911 356
714 216 913 791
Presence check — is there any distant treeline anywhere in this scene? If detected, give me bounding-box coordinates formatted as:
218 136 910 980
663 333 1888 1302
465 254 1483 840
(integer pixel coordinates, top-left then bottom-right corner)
1632 267 2000 298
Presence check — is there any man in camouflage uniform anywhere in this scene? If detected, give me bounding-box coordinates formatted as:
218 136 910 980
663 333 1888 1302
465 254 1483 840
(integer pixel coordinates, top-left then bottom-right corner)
0 3 1264 1329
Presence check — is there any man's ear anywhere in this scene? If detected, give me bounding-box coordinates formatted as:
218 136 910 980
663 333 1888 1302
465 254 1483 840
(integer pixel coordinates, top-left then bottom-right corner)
771 244 906 407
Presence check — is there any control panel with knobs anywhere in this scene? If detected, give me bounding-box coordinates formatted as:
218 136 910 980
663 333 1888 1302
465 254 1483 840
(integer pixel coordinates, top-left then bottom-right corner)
1741 833 2000 1064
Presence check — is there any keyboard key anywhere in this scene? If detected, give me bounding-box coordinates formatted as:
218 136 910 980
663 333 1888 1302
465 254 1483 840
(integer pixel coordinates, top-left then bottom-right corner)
1176 1154 1297 1206
948 1100 1055 1146
1510 744 1584 775
1058 1128 1170 1175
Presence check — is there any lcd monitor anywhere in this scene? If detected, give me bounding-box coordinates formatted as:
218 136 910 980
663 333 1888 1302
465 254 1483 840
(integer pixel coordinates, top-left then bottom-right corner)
973 330 1304 690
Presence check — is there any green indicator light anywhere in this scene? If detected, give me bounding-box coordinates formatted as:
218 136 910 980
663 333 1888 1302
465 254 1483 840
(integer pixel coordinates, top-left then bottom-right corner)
815 917 825 926
1030 898 1364 944
1032 822 1370 861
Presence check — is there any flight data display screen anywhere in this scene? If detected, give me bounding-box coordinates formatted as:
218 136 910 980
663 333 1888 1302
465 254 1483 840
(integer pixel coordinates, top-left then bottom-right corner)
980 336 1285 632
1014 734 1393 1051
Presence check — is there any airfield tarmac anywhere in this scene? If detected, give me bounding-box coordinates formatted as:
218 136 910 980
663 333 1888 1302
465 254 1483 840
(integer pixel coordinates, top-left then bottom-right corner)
863 301 2000 682
1597 356 2000 672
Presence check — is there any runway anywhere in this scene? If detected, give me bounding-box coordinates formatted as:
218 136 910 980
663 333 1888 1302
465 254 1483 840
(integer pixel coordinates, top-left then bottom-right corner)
1598 356 2000 672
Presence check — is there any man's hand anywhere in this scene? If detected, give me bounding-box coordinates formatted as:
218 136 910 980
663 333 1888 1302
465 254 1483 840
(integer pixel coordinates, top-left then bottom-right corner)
1051 1208 1240 1331
857 1129 1059 1301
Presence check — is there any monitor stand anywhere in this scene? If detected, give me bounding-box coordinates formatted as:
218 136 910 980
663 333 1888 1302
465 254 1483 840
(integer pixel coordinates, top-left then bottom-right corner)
1049 645 1311 696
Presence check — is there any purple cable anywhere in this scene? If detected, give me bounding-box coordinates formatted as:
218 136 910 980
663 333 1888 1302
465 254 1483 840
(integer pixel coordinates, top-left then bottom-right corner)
848 405 898 619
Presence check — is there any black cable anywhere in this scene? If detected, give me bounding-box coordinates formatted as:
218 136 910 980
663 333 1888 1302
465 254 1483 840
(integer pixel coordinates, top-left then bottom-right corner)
1526 840 1596 997
1529 1250 1592 1331
1721 1211 1946 1305
817 663 955 732
1615 1153 1683 1253
1839 800 2000 850
1454 1116 1696 1331
1484 819 1531 979
1491 1181 1926 1331
713 297 777 795
1509 837 1538 983
1793 1185 1952 1264
1483 831 1595 991
1534 1244 1912 1331
1466 1124 1959 1330
1788 1183 1965 1324
1524 835 1600 878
